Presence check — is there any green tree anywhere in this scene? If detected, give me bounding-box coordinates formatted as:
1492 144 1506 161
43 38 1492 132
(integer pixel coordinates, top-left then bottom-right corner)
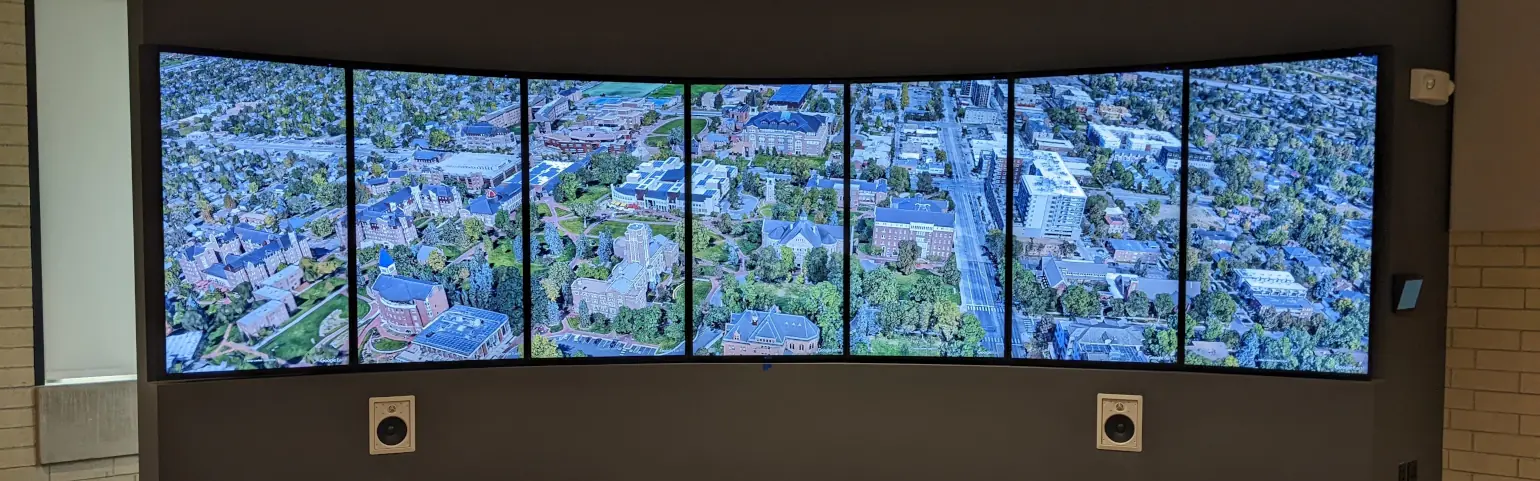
428 129 453 149
890 167 911 193
494 209 514 234
306 217 336 239
1060 285 1101 317
957 313 985 357
570 200 597 229
780 247 797 280
463 217 486 244
916 173 935 194
1153 293 1177 321
1143 328 1178 359
755 246 788 282
531 335 560 358
426 249 448 273
805 247 830 283
894 240 921 274
864 268 899 305
641 110 661 125
940 256 961 286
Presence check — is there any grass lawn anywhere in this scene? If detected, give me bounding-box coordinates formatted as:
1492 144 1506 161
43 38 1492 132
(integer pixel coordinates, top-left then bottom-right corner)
487 240 520 268
649 84 683 99
655 118 707 137
585 82 663 97
297 277 345 310
691 280 712 309
414 217 431 230
439 244 465 260
536 204 554 219
856 335 944 356
261 295 347 361
559 218 586 235
690 84 725 97
596 220 677 239
372 337 407 351
699 244 726 263
575 186 609 205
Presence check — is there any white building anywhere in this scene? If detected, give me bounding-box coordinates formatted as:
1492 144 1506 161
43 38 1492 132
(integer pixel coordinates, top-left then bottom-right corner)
1233 269 1309 298
962 107 1002 125
1018 150 1087 240
1087 123 1181 152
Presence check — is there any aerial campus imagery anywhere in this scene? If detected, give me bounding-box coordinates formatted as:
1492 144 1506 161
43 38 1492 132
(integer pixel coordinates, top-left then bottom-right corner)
688 84 846 356
1181 58 1376 373
160 54 352 373
351 69 526 364
1006 71 1187 363
158 50 1376 373
527 79 690 358
848 80 1006 357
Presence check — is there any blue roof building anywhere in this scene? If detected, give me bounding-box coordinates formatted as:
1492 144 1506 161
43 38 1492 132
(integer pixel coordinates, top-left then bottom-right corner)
414 150 448 162
745 111 824 133
371 275 442 305
892 197 949 213
413 305 515 361
461 121 507 137
767 85 812 107
874 207 955 228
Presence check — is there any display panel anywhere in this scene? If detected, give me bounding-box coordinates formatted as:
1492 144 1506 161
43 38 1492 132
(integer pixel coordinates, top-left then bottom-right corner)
352 69 525 363
688 84 846 356
527 79 687 358
1008 72 1185 363
1182 56 1376 374
848 80 1004 357
159 52 349 373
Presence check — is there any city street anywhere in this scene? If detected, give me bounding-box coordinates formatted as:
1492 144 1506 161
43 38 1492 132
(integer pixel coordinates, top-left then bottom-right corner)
931 87 1005 355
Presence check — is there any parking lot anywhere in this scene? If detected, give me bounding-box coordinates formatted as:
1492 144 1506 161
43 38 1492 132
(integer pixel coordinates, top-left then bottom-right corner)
553 333 660 357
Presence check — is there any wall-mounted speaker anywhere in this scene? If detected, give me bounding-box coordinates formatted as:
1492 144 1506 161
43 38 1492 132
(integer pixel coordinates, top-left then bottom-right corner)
369 395 416 455
1096 393 1142 452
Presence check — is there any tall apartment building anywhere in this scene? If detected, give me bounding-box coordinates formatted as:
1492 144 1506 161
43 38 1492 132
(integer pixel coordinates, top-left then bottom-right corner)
1017 150 1087 240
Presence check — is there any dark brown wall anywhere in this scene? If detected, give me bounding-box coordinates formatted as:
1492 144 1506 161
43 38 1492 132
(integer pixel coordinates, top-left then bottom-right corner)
132 1 1454 480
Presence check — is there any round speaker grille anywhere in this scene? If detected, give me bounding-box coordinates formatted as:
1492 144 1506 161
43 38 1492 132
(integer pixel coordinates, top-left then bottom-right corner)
376 416 408 446
1103 413 1135 444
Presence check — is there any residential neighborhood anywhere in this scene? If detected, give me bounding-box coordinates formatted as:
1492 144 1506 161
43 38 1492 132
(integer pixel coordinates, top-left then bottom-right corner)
847 80 1005 357
1008 72 1187 364
160 54 353 373
527 80 690 358
350 69 526 363
686 84 846 356
1181 58 1376 374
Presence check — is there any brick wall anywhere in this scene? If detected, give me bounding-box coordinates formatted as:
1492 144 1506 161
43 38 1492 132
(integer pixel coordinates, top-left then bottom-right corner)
0 4 138 481
1445 231 1540 481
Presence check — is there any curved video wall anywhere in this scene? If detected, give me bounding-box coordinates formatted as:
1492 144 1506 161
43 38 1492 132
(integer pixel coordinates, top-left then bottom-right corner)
148 47 1380 379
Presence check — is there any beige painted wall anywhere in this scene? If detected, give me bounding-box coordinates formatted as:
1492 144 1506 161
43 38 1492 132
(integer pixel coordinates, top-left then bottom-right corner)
1449 0 1540 231
1441 1 1540 480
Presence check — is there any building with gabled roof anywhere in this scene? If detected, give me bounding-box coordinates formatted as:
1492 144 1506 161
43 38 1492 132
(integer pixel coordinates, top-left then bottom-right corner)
722 307 821 356
744 111 830 156
762 215 845 266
